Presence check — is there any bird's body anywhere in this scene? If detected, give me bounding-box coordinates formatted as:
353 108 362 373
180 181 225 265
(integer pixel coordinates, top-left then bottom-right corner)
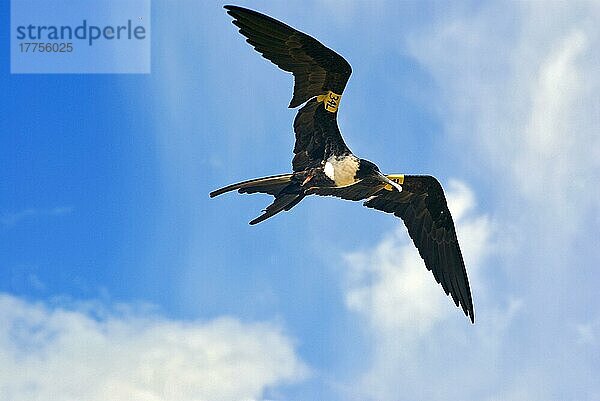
211 5 475 323
324 155 360 186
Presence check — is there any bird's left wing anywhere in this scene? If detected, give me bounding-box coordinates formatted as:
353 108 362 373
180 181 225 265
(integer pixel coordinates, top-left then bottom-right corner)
364 175 475 322
224 5 353 171
224 5 352 108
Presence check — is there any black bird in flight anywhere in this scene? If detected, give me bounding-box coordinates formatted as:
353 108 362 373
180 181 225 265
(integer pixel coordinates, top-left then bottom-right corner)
211 5 475 323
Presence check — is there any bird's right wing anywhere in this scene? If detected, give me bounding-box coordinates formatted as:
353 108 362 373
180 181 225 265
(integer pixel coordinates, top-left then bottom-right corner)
224 5 353 171
364 175 475 322
311 175 474 322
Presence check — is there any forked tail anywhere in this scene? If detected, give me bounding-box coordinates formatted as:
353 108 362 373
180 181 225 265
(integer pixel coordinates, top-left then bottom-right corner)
209 173 293 198
210 173 304 224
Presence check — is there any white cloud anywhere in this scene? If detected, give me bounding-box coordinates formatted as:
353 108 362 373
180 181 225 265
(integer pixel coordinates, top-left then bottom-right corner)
405 0 600 319
342 180 497 400
0 293 307 401
345 180 492 334
408 1 600 229
337 2 600 400
344 235 447 336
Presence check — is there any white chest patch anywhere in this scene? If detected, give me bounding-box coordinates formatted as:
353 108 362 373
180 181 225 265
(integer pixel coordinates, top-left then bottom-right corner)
324 155 360 187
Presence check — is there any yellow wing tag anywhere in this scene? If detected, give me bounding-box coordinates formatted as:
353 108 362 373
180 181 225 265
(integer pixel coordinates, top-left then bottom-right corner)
317 91 342 113
383 174 404 191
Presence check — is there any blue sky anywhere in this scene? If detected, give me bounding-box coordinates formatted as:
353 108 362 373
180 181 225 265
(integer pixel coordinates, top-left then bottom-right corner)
2 1 600 400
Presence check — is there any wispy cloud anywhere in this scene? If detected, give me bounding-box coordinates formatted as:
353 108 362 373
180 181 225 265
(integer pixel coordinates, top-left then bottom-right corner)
335 1 600 400
341 180 498 400
1 206 73 228
0 293 308 401
408 2 600 228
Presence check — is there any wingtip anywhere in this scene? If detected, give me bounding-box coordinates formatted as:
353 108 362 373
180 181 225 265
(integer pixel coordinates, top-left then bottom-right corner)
464 292 475 324
465 307 475 324
224 5 241 18
224 5 251 15
248 216 262 225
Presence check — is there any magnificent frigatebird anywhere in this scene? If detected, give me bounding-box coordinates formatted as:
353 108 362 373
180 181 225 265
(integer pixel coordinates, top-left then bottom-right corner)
211 5 475 323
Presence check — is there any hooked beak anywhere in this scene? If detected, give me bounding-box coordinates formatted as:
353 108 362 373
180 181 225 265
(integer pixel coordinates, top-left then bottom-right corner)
377 171 402 192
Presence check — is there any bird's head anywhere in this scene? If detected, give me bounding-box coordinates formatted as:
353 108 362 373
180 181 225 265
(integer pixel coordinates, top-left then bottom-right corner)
357 159 403 192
